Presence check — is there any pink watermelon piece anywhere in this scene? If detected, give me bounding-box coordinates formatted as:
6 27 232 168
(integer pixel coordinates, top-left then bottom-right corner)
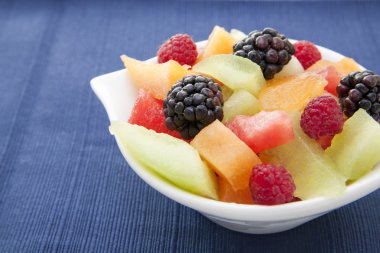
227 111 295 153
128 90 182 139
311 66 342 96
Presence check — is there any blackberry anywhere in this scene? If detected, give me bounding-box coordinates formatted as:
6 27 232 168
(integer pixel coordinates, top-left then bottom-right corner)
337 70 380 121
233 27 295 80
163 75 224 139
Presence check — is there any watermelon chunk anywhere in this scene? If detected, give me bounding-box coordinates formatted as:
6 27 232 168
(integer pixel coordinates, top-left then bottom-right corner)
227 111 295 153
128 90 182 139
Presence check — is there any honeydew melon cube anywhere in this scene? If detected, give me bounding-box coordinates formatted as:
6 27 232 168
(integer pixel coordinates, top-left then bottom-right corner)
263 113 345 199
223 89 261 123
275 56 304 78
193 54 266 96
326 109 380 180
110 122 218 199
230 29 247 41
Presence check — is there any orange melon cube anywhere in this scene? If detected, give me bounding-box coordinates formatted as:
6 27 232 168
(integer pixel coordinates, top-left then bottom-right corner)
121 55 189 100
307 59 334 71
190 120 261 191
334 58 361 75
218 178 253 204
197 26 236 62
308 58 361 76
259 72 327 111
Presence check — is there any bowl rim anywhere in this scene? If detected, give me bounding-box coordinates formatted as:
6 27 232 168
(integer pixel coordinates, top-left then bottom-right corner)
91 40 380 222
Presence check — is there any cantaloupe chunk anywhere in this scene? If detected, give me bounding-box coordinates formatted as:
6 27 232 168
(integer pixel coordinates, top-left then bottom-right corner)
308 58 361 76
259 72 327 111
121 55 189 100
218 178 253 204
197 26 236 62
334 58 362 75
308 66 342 96
307 60 334 71
191 120 261 191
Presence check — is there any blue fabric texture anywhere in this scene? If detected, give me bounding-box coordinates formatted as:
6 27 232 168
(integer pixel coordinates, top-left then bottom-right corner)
0 0 379 252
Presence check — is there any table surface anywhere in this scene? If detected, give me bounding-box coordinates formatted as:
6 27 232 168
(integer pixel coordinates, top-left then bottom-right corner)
1 0 380 252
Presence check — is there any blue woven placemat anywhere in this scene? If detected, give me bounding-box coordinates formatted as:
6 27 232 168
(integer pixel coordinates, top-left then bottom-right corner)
0 0 379 252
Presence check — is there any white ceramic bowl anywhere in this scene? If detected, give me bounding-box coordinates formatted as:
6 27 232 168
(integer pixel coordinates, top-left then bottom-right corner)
91 40 380 234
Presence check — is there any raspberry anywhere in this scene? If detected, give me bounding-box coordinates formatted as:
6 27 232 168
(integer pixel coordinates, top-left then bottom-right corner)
157 34 197 66
293 41 321 69
300 96 344 144
249 164 296 205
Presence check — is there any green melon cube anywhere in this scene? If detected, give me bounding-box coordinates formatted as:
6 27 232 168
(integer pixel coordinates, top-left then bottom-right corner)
193 54 266 96
110 122 218 199
223 89 261 123
326 109 380 180
263 113 346 199
230 29 247 41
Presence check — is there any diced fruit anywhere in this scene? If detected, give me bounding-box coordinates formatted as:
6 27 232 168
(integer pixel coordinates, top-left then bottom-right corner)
121 55 189 100
317 135 334 150
191 120 261 191
259 72 327 111
325 109 380 180
300 96 344 148
262 114 346 199
129 90 182 139
193 54 266 96
307 59 334 71
157 34 197 66
293 40 322 69
197 26 236 62
232 28 295 80
321 90 336 98
227 111 294 153
163 75 224 140
275 56 304 78
110 122 218 199
221 85 233 101
309 66 342 96
223 90 261 123
337 71 380 121
308 58 362 76
258 152 281 165
230 29 247 41
335 58 362 75
218 178 253 204
249 163 296 205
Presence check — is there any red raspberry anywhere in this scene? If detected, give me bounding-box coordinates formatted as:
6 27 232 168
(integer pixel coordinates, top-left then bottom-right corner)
300 96 344 147
249 164 296 205
157 34 197 66
293 40 321 69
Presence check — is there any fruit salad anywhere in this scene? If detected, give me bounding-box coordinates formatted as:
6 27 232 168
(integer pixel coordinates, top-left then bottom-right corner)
110 26 380 205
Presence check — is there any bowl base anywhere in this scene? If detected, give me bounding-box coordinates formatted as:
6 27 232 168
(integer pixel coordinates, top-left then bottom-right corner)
202 212 325 234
